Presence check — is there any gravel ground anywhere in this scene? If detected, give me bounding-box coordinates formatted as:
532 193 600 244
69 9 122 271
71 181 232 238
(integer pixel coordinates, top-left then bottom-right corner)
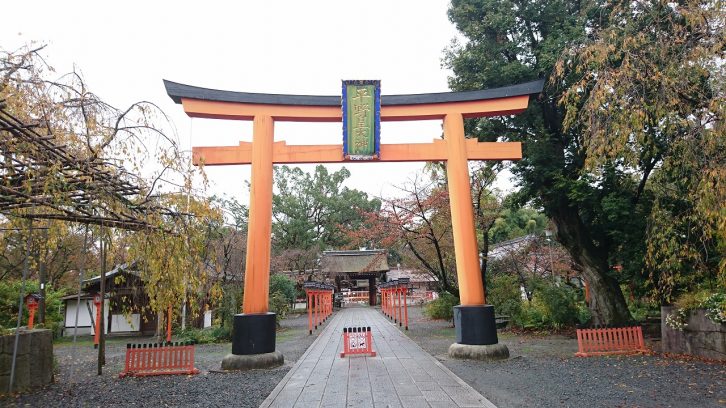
4 307 724 408
1 313 319 408
398 305 726 408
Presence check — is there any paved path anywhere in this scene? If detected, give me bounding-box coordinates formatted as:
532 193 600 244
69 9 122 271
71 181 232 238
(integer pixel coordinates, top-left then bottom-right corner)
260 307 496 408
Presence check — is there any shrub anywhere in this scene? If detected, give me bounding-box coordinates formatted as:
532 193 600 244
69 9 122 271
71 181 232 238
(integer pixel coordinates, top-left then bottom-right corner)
183 328 215 344
423 292 459 320
269 274 296 305
666 291 726 330
487 274 522 318
576 304 592 325
178 327 226 344
536 284 579 328
509 282 583 330
512 300 548 329
215 283 243 329
269 291 290 323
210 325 232 341
702 293 726 324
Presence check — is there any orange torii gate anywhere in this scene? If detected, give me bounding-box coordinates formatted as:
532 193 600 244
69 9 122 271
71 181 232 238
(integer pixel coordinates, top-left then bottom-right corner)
164 79 543 368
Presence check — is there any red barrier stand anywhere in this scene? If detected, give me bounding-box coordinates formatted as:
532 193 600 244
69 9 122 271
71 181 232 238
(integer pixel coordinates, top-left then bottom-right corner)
575 326 647 357
340 326 376 358
120 341 200 378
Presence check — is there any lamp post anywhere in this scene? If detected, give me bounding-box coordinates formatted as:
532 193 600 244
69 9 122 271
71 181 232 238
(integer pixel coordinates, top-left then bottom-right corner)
545 230 555 283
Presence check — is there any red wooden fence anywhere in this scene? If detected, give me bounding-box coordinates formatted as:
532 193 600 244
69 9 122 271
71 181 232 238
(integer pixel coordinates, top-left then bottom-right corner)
575 326 647 357
340 327 376 358
120 342 200 378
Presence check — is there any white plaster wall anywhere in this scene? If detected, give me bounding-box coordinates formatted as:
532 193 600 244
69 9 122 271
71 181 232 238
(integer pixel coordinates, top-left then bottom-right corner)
111 314 140 332
63 299 94 336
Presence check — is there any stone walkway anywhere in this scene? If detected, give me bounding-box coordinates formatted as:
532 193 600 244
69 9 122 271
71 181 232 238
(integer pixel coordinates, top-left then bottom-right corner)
260 307 496 408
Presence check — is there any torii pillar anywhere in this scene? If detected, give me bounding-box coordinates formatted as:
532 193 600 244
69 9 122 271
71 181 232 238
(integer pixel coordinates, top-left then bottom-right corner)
164 79 544 368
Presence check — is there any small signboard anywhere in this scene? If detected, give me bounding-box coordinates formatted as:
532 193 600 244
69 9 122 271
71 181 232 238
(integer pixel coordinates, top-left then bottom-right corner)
342 80 380 160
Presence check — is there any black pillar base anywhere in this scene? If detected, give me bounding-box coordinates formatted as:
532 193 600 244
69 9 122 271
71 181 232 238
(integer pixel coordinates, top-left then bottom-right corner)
453 305 498 345
232 313 276 355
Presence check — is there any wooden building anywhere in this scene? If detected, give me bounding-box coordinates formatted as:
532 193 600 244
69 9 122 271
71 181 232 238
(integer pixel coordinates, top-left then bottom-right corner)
61 264 157 337
321 250 389 306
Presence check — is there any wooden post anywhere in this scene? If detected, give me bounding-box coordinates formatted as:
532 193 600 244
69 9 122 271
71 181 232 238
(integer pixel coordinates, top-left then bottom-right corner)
403 288 408 330
307 290 312 334
98 232 106 374
368 277 376 306
444 113 486 306
242 115 274 314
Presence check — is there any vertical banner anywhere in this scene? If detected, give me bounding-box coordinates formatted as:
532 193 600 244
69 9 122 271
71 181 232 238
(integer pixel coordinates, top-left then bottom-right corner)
342 80 380 160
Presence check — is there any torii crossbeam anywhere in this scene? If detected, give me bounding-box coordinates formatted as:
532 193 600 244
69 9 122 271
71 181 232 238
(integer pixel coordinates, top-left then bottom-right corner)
164 79 543 367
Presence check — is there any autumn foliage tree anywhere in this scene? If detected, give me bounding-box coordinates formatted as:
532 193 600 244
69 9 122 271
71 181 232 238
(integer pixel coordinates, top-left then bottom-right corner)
1 45 215 337
556 0 725 301
445 0 723 324
351 174 459 295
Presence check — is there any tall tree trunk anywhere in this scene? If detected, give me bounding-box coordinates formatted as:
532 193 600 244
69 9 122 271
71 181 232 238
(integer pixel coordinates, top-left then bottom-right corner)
552 210 631 326
479 233 489 300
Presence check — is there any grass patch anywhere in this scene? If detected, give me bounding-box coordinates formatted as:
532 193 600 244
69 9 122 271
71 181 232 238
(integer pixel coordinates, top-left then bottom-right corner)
425 327 455 338
276 327 303 342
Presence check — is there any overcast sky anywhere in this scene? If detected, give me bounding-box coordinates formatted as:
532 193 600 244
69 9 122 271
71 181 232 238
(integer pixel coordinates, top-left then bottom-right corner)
3 1 516 205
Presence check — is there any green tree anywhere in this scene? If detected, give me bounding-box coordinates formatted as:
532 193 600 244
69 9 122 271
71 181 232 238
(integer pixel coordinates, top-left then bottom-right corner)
445 0 723 324
271 165 381 275
489 205 548 245
445 0 638 324
556 0 725 300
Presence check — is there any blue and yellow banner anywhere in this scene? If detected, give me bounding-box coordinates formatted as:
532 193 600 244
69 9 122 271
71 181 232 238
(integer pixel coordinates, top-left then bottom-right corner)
342 80 380 160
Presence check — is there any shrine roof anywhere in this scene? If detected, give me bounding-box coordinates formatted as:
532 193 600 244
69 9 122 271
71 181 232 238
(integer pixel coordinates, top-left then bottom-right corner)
163 79 544 106
321 250 389 274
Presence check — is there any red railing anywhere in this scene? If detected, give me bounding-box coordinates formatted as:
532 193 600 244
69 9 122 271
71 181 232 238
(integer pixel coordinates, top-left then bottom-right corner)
380 279 409 330
575 326 647 357
305 282 334 335
340 326 376 358
119 342 200 378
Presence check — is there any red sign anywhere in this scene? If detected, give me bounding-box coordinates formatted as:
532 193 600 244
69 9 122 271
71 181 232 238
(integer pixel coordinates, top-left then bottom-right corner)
93 293 102 304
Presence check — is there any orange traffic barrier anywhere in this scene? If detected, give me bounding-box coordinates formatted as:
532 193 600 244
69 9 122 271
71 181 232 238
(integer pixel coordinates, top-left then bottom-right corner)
340 327 376 358
379 278 410 330
305 282 334 335
575 326 647 357
119 341 199 378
